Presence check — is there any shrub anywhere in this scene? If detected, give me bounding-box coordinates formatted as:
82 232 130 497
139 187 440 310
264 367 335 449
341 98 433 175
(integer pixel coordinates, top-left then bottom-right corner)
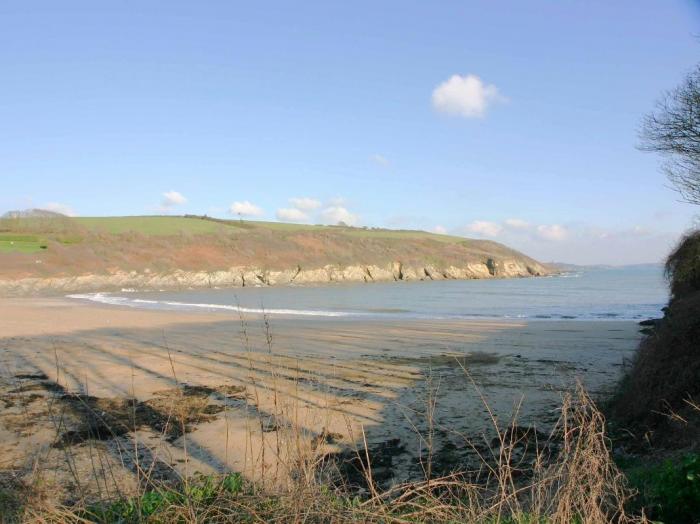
625 453 700 524
666 229 700 300
609 229 700 444
80 473 244 522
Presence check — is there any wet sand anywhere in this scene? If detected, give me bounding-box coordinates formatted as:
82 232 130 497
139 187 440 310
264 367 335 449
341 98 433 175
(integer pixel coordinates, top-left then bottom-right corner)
0 298 641 497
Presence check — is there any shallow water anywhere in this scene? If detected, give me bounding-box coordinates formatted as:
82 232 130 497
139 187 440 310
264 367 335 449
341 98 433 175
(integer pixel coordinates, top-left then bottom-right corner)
70 265 668 321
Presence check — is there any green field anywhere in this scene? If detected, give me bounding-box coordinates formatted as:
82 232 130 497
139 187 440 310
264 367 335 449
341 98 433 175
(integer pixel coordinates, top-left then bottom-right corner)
73 216 230 235
0 233 47 253
339 227 463 243
72 216 327 235
0 215 472 252
226 218 464 242
68 215 466 242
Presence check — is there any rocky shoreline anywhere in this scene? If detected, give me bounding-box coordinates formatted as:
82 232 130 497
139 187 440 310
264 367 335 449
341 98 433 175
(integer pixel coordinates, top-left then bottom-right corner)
0 258 551 296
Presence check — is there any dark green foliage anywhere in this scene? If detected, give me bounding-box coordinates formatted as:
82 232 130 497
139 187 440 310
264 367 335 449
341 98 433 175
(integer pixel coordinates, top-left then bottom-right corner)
81 473 244 523
0 487 22 521
608 291 700 436
666 230 700 300
608 230 700 444
625 453 700 524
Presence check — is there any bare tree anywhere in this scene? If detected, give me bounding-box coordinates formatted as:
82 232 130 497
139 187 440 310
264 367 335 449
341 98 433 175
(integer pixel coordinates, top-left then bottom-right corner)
640 65 700 205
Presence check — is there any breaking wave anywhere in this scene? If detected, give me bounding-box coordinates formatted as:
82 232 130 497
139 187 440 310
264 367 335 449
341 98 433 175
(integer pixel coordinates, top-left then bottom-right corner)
66 293 357 317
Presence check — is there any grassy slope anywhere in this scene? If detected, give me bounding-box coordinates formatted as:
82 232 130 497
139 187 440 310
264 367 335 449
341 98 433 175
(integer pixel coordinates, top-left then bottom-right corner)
0 215 545 279
70 216 521 253
71 216 465 242
73 216 228 235
0 233 47 254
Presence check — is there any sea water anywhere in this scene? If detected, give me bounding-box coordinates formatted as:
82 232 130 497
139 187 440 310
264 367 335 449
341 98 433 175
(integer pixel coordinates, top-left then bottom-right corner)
69 265 668 321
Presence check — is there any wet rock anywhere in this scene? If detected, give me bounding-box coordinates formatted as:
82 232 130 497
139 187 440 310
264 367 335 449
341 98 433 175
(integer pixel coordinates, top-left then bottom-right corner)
330 438 407 490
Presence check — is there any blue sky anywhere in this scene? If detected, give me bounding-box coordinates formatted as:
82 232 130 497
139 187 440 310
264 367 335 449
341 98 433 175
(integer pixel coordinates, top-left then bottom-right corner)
2 1 699 264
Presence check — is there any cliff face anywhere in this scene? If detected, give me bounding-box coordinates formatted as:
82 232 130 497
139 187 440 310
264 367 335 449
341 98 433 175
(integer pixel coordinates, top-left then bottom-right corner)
0 258 550 296
0 216 552 296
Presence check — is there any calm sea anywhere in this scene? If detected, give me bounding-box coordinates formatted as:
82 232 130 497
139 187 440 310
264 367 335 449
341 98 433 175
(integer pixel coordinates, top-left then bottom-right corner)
69 265 668 321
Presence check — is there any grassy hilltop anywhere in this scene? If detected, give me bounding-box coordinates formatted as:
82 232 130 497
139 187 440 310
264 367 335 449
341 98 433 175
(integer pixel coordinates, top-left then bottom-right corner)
0 213 549 284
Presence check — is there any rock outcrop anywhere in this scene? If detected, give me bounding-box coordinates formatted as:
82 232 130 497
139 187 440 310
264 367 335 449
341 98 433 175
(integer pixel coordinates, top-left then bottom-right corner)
0 258 551 296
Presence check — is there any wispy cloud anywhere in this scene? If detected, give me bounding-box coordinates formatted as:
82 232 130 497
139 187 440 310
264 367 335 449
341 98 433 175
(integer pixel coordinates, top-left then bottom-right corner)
43 202 76 216
504 218 529 230
230 200 264 217
433 225 447 234
328 196 346 207
273 196 360 225
466 218 568 242
276 197 321 222
432 74 506 118
461 217 675 264
288 197 321 211
276 207 309 222
536 224 568 241
466 220 503 237
319 205 359 226
370 153 390 167
159 190 187 212
162 190 186 206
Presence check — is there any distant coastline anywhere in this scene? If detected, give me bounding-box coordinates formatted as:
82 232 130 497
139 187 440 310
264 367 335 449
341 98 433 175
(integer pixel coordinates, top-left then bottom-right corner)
547 261 664 272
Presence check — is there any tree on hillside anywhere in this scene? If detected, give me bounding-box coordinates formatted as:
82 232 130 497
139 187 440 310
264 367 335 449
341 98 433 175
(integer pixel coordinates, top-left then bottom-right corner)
641 65 700 205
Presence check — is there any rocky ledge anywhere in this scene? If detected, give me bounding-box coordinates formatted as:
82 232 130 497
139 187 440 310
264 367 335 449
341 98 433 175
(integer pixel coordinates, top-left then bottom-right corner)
0 258 551 296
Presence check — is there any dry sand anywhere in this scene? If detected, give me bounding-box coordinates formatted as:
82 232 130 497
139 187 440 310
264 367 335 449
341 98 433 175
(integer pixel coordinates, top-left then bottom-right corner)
0 298 641 500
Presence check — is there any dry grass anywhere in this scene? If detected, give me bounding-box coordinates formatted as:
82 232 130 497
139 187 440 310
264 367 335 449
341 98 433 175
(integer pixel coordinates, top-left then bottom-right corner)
3 387 639 522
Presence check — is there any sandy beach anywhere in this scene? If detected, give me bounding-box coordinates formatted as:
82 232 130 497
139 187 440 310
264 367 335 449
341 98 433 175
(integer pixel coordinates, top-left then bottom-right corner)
0 297 641 500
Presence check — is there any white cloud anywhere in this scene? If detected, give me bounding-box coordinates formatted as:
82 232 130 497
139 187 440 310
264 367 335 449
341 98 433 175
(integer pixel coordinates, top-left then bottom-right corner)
370 154 390 167
319 206 359 226
43 202 76 216
455 217 677 265
276 207 309 222
466 220 503 237
161 190 187 209
328 196 346 207
431 74 505 118
466 218 567 241
229 201 264 217
525 225 678 265
288 197 321 211
536 224 568 241
433 225 447 235
504 218 530 230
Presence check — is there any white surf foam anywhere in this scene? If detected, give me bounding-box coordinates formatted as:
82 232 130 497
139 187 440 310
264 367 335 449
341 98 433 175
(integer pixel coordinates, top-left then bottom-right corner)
67 292 356 317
